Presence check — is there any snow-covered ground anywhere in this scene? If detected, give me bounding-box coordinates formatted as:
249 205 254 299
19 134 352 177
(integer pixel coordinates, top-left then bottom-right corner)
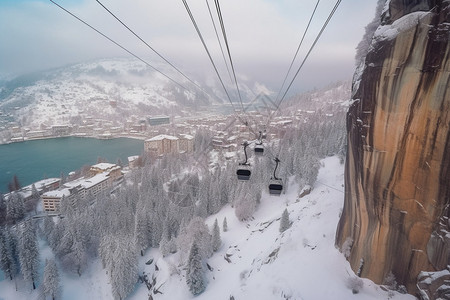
0 58 269 129
0 156 415 299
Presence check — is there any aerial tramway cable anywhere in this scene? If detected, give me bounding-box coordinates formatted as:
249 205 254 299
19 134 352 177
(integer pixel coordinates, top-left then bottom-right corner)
274 0 321 105
276 0 342 108
213 0 245 113
95 0 211 98
205 0 234 84
265 0 342 128
181 0 259 138
181 0 237 112
48 0 189 91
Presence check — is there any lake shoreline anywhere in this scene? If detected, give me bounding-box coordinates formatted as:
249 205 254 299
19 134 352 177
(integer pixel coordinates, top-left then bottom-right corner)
0 136 144 194
1 133 148 146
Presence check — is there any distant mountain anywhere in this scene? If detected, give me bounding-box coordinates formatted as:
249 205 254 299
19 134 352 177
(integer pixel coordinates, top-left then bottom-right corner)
0 58 262 128
283 80 352 112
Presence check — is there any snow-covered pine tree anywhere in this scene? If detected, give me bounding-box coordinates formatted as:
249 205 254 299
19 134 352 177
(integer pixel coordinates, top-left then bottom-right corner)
27 183 40 212
49 219 65 253
279 208 290 233
223 217 228 232
6 192 25 225
159 230 171 257
186 242 206 296
79 209 98 256
65 231 87 276
43 258 61 300
110 235 138 300
211 219 221 252
18 219 40 290
99 234 116 271
150 213 163 248
134 208 150 256
54 216 88 276
177 217 212 263
0 227 17 280
43 216 55 245
219 169 231 206
354 0 385 66
194 177 209 218
207 179 221 215
58 195 74 217
0 193 6 225
235 187 257 221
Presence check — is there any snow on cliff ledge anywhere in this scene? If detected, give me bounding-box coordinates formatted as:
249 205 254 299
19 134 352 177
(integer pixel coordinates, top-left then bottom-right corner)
373 11 430 42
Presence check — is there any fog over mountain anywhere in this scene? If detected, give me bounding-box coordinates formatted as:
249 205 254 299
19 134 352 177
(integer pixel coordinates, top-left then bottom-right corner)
0 0 377 91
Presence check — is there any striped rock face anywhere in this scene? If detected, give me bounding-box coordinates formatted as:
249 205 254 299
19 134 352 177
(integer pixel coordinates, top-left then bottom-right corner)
336 0 449 294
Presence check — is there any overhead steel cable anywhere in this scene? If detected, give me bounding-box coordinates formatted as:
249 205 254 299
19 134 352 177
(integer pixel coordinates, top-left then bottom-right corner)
213 0 245 112
205 0 234 84
49 0 189 91
277 0 342 106
213 0 260 139
274 0 321 104
181 0 236 109
95 0 212 98
181 0 259 138
266 0 342 126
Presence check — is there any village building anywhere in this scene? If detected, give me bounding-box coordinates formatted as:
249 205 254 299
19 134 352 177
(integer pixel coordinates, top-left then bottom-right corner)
89 162 123 183
26 130 51 139
51 124 71 136
127 155 140 169
42 188 71 212
41 163 123 212
147 116 170 126
4 178 61 208
144 134 194 156
178 134 194 153
144 134 179 156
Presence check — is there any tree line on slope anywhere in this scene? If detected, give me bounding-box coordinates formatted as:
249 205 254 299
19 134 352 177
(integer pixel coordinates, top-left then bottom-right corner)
0 109 346 299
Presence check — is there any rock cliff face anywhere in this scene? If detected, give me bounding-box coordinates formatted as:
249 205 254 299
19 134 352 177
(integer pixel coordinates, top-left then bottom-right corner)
336 0 449 295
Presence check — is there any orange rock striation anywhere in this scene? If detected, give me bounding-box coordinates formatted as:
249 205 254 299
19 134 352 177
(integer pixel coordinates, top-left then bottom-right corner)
336 0 449 295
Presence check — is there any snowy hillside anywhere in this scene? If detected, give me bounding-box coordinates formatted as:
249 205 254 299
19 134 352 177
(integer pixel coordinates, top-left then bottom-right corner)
0 157 414 300
0 58 263 128
132 157 413 300
283 80 352 112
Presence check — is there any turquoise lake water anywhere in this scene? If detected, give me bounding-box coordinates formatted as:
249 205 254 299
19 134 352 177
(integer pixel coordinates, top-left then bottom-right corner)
0 137 144 194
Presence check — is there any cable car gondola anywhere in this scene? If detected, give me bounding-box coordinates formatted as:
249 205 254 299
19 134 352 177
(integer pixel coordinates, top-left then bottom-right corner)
269 158 283 195
236 141 251 181
254 131 264 156
254 143 264 156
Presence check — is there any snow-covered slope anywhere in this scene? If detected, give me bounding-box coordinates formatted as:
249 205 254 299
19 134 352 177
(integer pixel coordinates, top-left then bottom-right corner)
283 80 352 112
138 156 412 300
0 58 264 128
0 157 415 300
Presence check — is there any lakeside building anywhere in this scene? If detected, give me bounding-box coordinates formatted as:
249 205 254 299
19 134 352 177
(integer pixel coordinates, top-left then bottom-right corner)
51 125 71 136
145 134 179 156
89 163 122 181
144 134 194 157
42 189 70 212
148 116 170 126
4 178 61 204
26 130 52 139
41 163 123 212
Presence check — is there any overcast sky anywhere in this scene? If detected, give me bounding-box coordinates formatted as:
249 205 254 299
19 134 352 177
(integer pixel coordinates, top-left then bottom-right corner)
0 0 377 92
